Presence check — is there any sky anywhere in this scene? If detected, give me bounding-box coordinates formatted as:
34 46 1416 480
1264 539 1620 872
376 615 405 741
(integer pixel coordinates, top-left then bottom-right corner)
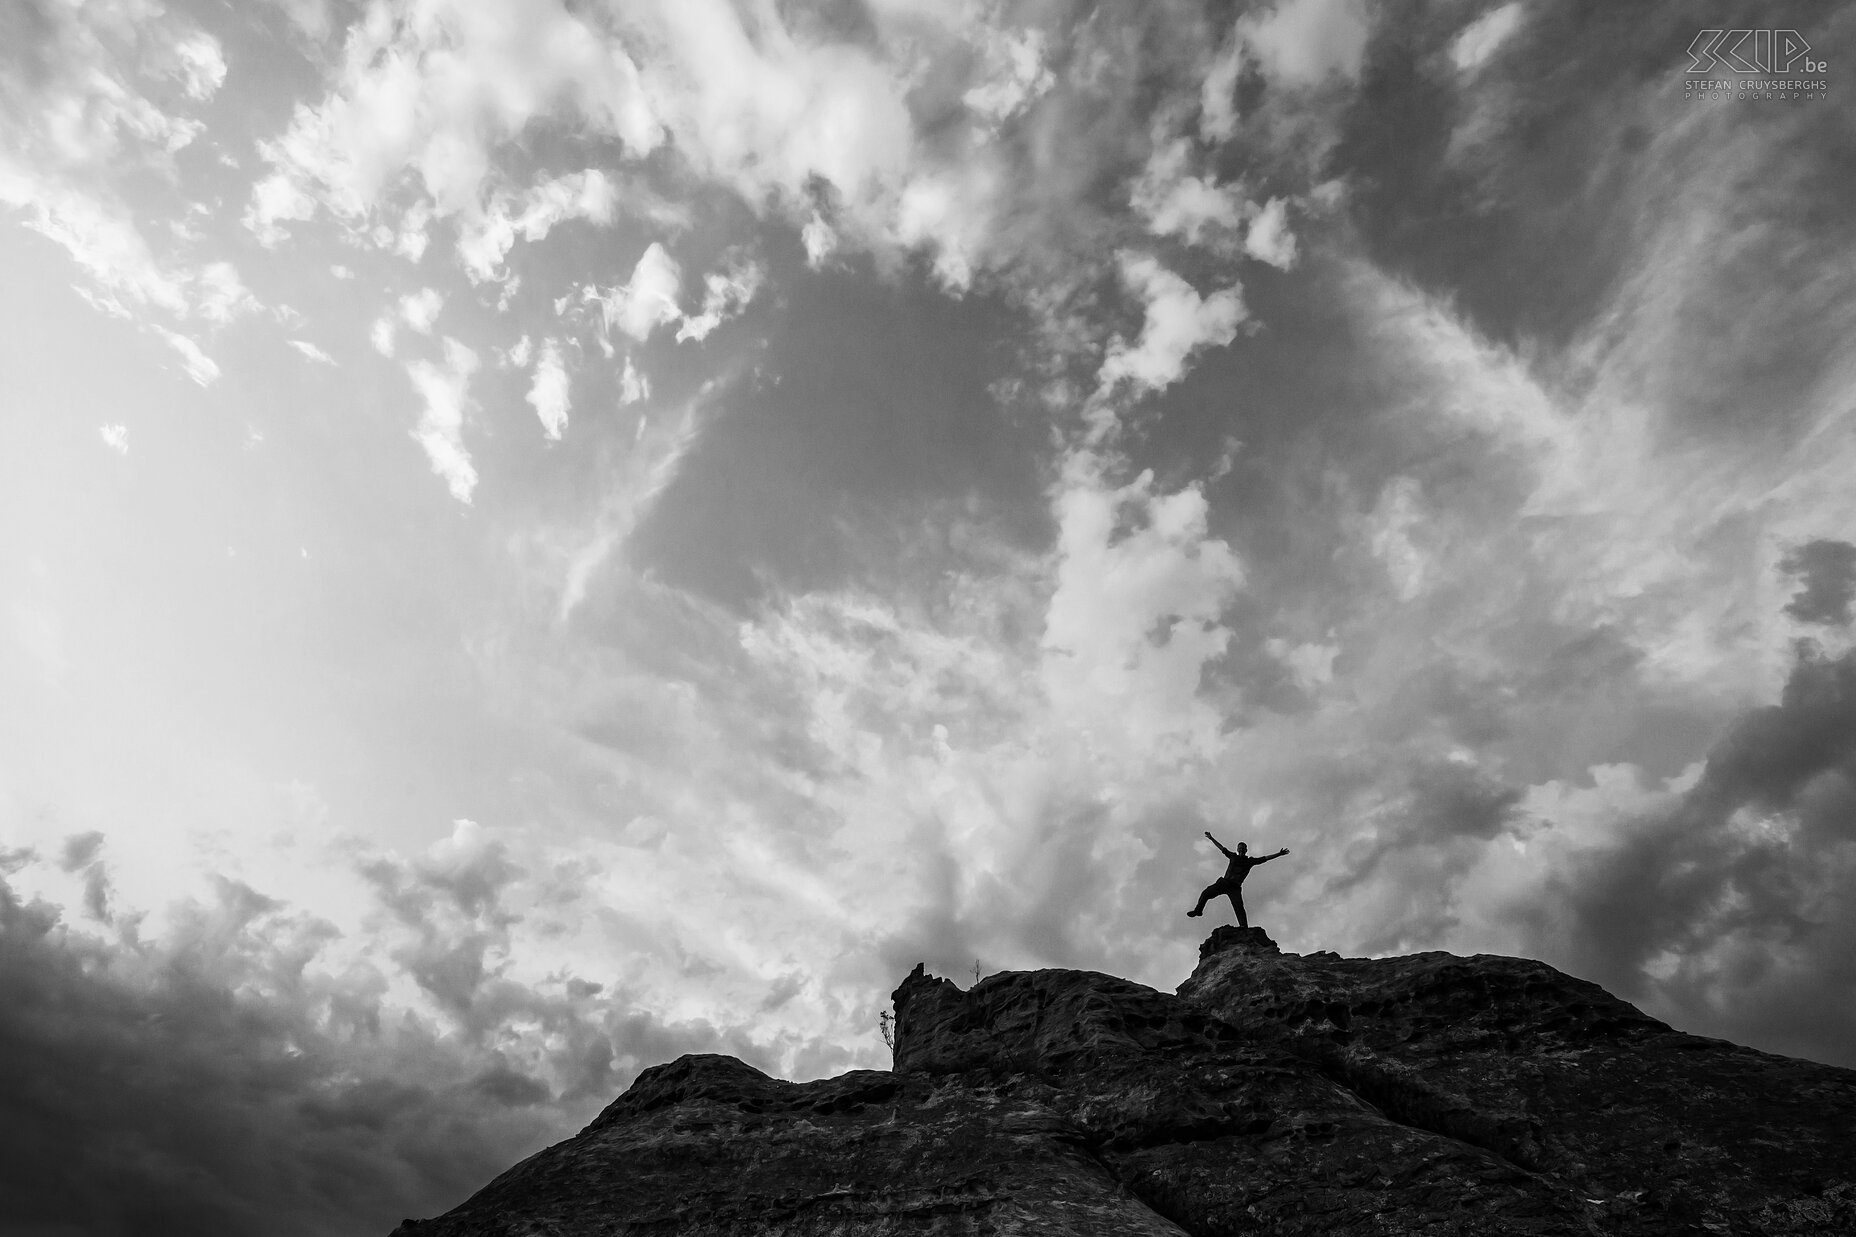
3 0 1854 1232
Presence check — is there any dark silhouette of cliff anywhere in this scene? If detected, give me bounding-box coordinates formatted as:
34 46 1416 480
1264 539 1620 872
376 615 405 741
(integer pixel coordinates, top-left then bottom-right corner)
390 928 1856 1235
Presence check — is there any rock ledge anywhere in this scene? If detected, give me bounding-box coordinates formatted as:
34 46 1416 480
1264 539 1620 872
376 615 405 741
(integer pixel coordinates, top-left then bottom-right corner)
390 936 1856 1236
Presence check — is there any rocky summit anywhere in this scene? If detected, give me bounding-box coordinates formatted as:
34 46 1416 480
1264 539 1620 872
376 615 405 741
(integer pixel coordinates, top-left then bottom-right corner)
390 928 1856 1235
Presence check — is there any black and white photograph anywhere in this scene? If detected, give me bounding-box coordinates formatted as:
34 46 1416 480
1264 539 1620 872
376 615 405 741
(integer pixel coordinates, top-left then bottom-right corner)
2 1 1852 1232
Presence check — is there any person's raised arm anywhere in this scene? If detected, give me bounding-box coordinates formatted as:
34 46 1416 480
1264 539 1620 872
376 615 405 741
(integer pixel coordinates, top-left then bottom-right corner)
1204 831 1234 856
1261 847 1290 862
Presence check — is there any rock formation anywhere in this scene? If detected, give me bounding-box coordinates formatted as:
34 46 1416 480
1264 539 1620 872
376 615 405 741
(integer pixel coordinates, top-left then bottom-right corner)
390 928 1856 1234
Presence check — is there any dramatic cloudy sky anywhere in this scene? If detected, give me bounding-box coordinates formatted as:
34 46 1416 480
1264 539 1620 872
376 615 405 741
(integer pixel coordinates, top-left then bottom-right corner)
4 0 1854 1232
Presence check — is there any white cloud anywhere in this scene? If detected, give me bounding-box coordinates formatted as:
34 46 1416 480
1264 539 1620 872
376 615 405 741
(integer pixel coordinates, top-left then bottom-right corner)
527 338 570 440
399 288 444 334
635 0 914 220
676 259 762 342
619 356 649 405
1239 0 1371 88
1451 3 1527 74
1 175 189 317
1367 475 1428 601
155 328 220 385
171 31 228 101
555 394 704 618
1200 35 1244 143
287 339 336 365
99 424 130 454
1131 138 1246 245
249 0 661 228
244 171 316 246
395 199 432 262
457 170 619 284
893 169 996 291
801 212 837 268
245 0 1039 290
1268 638 1340 692
1244 197 1299 269
962 27 1053 124
0 1 246 328
0 0 209 177
194 261 258 324
370 316 397 357
1043 461 1246 761
406 337 480 503
1096 253 1245 403
599 243 683 342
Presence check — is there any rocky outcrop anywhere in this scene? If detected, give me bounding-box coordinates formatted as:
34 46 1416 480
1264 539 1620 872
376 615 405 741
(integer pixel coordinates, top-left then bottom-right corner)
391 930 1856 1235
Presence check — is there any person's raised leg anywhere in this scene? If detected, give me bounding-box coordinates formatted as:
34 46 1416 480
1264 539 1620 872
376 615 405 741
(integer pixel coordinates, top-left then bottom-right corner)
1187 884 1217 917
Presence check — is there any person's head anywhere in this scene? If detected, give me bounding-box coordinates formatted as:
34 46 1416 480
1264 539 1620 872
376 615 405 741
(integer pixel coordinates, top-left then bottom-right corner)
1235 842 1247 854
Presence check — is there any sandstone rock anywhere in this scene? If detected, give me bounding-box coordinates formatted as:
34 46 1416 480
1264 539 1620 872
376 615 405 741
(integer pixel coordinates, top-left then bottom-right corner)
390 932 1856 1235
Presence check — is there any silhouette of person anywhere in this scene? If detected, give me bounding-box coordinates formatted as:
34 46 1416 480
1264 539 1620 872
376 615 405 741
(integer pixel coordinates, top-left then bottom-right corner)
1187 832 1289 928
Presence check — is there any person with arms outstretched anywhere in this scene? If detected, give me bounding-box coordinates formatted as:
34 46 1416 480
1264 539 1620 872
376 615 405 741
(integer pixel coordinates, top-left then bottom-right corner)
1188 832 1289 928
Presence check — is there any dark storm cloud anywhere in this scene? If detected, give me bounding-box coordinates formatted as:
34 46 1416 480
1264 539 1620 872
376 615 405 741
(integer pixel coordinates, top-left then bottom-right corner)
1542 644 1856 1067
0 848 772 1237
58 829 112 922
1781 539 1856 627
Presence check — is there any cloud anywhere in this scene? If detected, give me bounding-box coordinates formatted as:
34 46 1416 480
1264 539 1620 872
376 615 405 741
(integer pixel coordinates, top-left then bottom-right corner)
962 26 1053 124
0 823 764 1237
1043 462 1246 763
1781 540 1856 627
155 327 220 385
249 0 661 230
2 176 188 317
1464 645 1856 1067
1095 252 1246 404
527 338 570 441
457 169 619 284
399 288 445 335
1244 196 1298 269
619 356 649 405
171 30 227 101
99 423 130 453
237 1 1226 297
194 262 258 324
629 0 915 224
245 171 316 246
0 0 243 327
0 0 209 177
407 337 480 503
598 243 683 342
1238 0 1372 88
553 393 705 619
1450 2 1527 74
801 212 837 267
288 339 336 365
675 257 762 343
1200 33 1244 143
1131 138 1246 246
